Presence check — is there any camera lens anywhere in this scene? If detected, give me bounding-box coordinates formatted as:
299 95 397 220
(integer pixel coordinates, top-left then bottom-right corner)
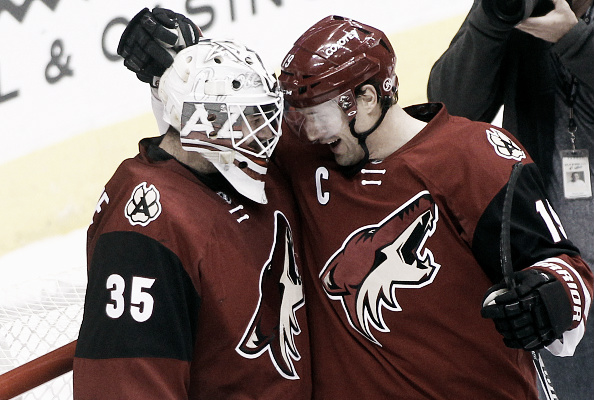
482 0 555 24
496 0 523 17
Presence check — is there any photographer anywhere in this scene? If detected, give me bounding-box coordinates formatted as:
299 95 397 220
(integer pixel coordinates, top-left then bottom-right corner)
428 0 594 398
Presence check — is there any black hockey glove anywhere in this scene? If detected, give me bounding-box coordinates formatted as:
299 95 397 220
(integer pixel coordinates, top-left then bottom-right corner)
117 7 201 85
481 269 573 351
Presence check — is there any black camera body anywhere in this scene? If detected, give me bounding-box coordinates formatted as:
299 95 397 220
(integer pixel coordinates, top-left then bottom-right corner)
482 0 557 24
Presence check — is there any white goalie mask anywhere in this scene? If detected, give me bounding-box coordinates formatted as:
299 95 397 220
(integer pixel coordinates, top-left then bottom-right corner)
158 39 283 204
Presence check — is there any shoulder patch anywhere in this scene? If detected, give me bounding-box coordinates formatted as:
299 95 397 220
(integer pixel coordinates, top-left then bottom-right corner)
486 127 526 161
125 182 162 226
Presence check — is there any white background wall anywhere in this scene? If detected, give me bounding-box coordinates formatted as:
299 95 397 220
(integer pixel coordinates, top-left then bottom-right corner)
0 0 473 292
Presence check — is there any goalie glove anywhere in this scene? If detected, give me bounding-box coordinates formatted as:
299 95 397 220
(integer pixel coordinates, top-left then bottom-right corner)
481 269 573 351
117 7 202 85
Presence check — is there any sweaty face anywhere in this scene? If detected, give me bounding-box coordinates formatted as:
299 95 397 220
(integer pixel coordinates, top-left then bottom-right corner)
284 99 365 166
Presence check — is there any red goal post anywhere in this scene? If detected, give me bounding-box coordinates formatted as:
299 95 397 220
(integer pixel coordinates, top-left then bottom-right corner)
0 256 86 399
0 341 76 400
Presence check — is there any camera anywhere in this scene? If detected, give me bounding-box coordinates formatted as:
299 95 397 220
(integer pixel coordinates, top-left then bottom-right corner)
482 0 556 24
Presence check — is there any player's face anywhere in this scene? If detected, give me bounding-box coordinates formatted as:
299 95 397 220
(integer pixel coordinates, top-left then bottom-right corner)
240 112 277 155
286 100 365 166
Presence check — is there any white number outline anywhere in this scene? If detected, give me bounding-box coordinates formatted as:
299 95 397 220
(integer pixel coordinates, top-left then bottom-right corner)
105 274 156 322
130 277 156 323
106 274 125 319
535 199 567 243
315 166 330 205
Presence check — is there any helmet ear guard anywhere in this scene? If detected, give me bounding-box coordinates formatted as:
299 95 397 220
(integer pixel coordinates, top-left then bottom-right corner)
158 39 283 204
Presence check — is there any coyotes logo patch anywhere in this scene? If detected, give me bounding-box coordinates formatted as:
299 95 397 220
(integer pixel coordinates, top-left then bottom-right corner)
321 191 440 346
486 127 526 161
236 211 305 379
125 182 162 226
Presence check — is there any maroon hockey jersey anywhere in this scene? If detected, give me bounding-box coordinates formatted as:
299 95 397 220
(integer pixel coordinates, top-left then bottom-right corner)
274 103 593 399
73 137 311 399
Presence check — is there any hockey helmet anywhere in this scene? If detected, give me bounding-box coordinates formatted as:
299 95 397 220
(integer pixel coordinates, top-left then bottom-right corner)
279 15 398 114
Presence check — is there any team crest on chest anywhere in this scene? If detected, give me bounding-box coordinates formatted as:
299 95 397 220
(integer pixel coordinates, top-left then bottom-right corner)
320 191 440 346
486 127 526 161
125 182 162 226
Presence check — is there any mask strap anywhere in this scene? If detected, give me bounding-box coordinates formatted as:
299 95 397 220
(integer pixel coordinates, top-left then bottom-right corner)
341 99 391 177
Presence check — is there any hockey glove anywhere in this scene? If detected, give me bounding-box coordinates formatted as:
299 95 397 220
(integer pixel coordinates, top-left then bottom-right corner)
481 269 573 351
117 7 201 84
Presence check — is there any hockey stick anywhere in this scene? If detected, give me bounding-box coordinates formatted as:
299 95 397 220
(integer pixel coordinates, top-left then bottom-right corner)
0 340 76 400
500 162 522 291
500 162 558 400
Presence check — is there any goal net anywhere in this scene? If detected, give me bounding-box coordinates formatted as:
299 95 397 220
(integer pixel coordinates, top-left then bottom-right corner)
0 230 87 399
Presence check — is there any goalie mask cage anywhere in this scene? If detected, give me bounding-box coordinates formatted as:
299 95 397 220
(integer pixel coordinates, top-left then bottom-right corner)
0 263 85 399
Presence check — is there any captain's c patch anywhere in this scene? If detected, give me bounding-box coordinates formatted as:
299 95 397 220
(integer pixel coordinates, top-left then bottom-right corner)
125 182 162 226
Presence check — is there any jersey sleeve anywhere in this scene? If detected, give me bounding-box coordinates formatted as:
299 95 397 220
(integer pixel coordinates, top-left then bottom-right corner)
74 231 201 399
552 12 594 91
531 255 592 356
427 0 512 122
472 162 593 356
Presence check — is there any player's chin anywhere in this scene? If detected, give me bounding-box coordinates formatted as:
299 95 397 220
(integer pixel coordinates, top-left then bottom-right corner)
335 155 359 167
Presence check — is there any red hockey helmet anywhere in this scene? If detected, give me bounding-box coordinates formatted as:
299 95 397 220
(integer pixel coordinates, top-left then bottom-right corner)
279 15 398 111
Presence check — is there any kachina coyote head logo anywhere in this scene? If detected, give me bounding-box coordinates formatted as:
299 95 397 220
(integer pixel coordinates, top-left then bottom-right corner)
320 191 440 346
236 211 305 379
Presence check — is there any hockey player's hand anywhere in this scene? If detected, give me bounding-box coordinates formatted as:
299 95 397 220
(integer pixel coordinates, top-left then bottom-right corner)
481 269 573 351
117 7 201 85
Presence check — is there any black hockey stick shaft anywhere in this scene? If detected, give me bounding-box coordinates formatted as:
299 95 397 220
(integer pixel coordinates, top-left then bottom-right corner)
500 162 558 400
500 162 523 290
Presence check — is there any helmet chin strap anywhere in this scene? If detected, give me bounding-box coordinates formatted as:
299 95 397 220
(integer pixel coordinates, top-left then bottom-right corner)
341 100 391 178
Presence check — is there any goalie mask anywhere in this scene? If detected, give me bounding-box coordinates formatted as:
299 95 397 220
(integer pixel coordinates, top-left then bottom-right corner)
158 39 283 204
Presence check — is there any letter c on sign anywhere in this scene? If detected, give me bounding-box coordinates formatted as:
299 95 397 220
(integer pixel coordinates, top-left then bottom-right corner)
315 167 330 205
